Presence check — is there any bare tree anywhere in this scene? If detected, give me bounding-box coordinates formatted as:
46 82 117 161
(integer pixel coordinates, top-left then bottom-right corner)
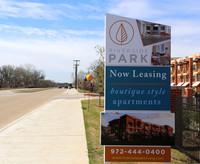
0 64 50 88
32 70 45 87
0 67 3 88
77 70 87 90
13 66 26 87
1 65 15 88
23 64 35 87
89 45 105 93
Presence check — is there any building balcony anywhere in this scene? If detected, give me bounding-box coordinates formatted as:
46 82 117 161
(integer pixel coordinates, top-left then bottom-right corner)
177 71 183 75
128 126 134 129
136 126 143 129
183 71 189 75
193 68 200 74
194 68 200 72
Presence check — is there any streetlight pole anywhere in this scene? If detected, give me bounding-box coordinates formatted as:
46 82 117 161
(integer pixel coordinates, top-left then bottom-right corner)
73 60 80 89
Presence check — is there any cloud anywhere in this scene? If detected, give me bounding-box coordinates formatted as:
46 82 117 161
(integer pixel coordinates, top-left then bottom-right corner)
0 35 103 82
0 24 104 38
0 22 104 82
81 4 102 12
0 0 106 20
107 0 200 21
62 29 104 36
87 14 105 20
0 0 80 20
160 0 200 16
107 0 166 19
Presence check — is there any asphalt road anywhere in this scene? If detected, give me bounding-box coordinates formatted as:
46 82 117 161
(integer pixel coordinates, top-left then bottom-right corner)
0 88 66 129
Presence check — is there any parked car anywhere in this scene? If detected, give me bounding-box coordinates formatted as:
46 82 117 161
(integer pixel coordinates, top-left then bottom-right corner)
58 85 62 89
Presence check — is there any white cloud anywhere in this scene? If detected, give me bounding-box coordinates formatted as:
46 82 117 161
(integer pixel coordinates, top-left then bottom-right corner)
0 23 104 82
0 24 104 38
81 4 102 12
161 0 200 16
0 37 103 82
87 14 105 20
62 29 104 36
107 0 166 19
0 0 79 20
0 0 105 20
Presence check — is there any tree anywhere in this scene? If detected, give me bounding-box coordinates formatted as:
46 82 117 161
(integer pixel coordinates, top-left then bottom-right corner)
23 64 35 87
32 70 45 87
89 45 105 93
1 65 15 88
13 66 25 87
0 64 51 88
0 67 3 88
39 79 56 88
77 70 88 90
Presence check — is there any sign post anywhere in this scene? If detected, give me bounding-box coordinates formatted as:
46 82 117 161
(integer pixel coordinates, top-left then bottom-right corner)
102 13 173 163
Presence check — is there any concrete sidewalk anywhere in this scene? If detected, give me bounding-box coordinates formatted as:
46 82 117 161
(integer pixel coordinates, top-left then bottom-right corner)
0 89 89 164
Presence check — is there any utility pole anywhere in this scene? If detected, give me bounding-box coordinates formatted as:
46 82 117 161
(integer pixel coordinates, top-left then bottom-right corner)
73 60 80 89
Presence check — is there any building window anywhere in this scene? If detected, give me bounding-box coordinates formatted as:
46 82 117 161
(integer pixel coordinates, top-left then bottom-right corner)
198 63 200 70
186 75 189 82
172 77 175 82
161 26 165 30
193 64 195 71
186 65 189 72
122 123 125 129
193 88 195 94
197 75 200 81
157 44 164 53
153 26 158 30
193 75 195 81
181 76 183 82
146 26 150 30
171 67 174 73
128 122 133 127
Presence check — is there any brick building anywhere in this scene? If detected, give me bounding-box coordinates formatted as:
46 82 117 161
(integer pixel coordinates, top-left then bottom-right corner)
171 53 200 95
107 114 173 141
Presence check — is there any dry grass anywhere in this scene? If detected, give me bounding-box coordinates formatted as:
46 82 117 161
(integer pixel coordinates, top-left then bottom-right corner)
12 88 53 93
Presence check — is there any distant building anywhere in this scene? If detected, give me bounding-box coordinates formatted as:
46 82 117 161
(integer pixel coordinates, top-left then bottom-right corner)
171 53 200 94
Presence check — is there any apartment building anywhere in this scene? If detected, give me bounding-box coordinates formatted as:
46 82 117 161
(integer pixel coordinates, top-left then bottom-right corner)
171 53 200 94
107 114 173 141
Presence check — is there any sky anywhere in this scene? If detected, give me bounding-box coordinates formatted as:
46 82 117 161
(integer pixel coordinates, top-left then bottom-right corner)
0 0 200 82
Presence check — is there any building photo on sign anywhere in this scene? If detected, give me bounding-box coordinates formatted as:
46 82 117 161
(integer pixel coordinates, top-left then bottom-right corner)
106 14 171 67
101 112 175 146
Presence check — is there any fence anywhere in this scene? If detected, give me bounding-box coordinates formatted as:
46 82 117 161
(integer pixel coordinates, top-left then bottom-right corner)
175 96 200 162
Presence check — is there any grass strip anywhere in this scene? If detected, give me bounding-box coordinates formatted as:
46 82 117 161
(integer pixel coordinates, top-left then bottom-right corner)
82 99 104 164
81 99 199 164
12 88 53 93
